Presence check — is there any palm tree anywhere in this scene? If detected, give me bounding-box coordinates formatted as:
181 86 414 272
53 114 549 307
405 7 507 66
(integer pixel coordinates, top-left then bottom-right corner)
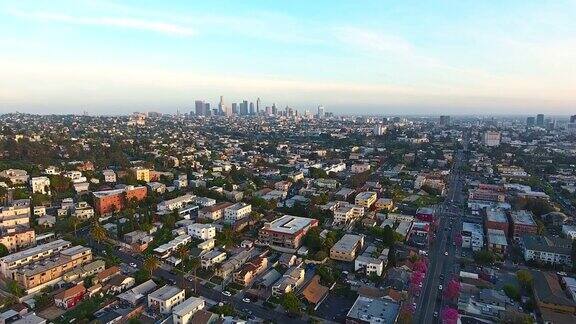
176 245 189 288
190 257 200 294
69 216 80 237
143 256 160 278
90 221 107 244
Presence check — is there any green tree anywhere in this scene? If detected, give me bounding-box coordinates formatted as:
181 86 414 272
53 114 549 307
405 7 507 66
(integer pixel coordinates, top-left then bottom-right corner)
6 280 25 297
90 221 107 243
503 284 521 301
281 292 301 314
176 245 189 288
143 256 160 277
516 270 533 289
0 243 9 257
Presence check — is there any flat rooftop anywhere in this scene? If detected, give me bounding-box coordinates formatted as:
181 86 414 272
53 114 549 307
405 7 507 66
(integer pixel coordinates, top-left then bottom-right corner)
356 192 376 200
0 239 71 264
331 234 363 252
511 210 536 226
264 215 316 234
347 296 400 323
172 297 205 316
148 285 183 301
486 209 508 223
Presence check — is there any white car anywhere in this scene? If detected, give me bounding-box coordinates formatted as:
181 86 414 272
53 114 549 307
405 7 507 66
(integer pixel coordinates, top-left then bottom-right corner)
444 251 448 256
222 291 232 297
243 298 251 303
439 285 443 290
129 262 137 268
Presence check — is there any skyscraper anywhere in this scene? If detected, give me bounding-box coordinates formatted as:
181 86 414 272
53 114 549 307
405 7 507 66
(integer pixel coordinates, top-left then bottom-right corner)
249 102 255 115
256 97 261 114
570 115 576 123
526 116 535 126
536 114 545 126
240 100 248 115
232 103 238 115
194 100 205 116
218 96 225 116
272 104 277 115
439 115 450 126
317 105 325 119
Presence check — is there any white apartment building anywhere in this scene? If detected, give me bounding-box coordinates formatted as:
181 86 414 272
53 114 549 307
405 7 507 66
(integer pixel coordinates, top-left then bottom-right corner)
187 223 216 240
201 250 227 269
64 171 87 183
30 176 51 195
157 194 196 214
172 296 205 324
102 169 117 183
148 285 186 314
224 203 252 223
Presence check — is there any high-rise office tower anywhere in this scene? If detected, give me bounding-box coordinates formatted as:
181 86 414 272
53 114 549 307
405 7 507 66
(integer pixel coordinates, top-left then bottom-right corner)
526 116 535 126
249 102 255 115
439 115 450 126
536 114 545 126
570 115 576 123
218 96 225 116
272 104 277 115
194 100 205 116
232 103 238 115
256 97 261 114
266 106 272 115
239 100 248 115
317 105 325 119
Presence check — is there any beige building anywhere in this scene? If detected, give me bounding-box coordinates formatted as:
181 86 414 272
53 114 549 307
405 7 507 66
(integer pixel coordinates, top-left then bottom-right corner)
355 192 377 209
0 228 35 252
272 266 305 297
147 285 185 314
131 167 151 183
330 234 364 262
0 239 71 278
172 296 206 324
333 203 364 225
13 246 92 292
0 199 31 230
375 198 394 211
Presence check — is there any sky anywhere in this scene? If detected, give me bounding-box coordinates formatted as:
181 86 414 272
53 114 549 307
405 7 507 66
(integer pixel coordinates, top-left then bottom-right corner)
0 0 575 115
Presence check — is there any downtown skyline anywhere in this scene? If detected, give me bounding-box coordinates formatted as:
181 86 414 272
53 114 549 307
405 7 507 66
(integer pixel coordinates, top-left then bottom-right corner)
1 0 575 115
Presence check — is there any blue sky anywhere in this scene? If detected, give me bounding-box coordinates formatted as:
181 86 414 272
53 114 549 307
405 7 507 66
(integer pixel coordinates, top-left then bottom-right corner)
0 0 575 115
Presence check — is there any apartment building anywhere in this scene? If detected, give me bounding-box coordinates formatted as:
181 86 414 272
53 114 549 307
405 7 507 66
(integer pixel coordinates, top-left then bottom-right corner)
201 250 227 269
259 215 319 250
354 245 387 276
355 191 377 209
187 223 216 240
0 239 71 278
333 203 364 225
0 199 31 230
510 210 538 241
351 163 371 174
487 229 508 255
0 169 29 184
462 222 484 252
521 235 572 266
216 249 253 278
13 246 92 292
233 256 268 286
272 266 305 297
224 203 252 223
330 234 364 262
153 235 191 259
198 202 233 221
172 296 205 324
93 186 147 215
485 209 509 236
147 285 185 314
157 194 196 214
102 169 117 183
0 228 35 252
131 167 151 183
30 176 51 195
375 198 394 211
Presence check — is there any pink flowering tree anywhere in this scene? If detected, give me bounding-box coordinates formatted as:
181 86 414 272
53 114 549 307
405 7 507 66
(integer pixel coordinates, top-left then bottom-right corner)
444 278 461 300
413 259 428 274
441 307 459 324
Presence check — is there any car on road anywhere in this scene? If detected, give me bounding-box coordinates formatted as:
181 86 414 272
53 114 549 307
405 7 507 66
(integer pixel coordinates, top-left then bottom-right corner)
129 262 137 268
439 284 443 290
439 274 444 280
222 291 232 297
243 298 251 303
434 311 439 317
444 251 448 256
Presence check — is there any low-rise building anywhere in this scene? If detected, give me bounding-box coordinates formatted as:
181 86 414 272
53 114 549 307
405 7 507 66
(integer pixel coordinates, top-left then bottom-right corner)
485 208 509 236
157 194 196 214
355 192 377 209
201 250 227 269
487 229 508 255
520 235 572 266
224 203 252 224
54 284 86 309
375 198 394 211
346 296 400 324
233 256 268 286
333 202 364 225
147 285 185 314
153 235 191 259
0 239 71 278
462 222 484 251
30 177 51 195
172 296 205 324
330 234 364 262
0 228 35 252
259 215 318 250
510 210 538 241
354 245 387 276
187 223 216 240
216 249 253 278
351 163 371 174
272 266 305 297
198 202 233 221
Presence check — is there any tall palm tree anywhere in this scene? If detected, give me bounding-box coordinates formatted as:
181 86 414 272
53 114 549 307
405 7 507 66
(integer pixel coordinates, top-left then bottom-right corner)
69 216 80 237
143 256 160 278
176 245 189 288
90 221 107 244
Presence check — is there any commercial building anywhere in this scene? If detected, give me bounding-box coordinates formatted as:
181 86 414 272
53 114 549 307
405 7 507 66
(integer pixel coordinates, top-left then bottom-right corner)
172 296 205 324
346 296 400 324
147 285 185 314
355 192 377 209
462 222 484 252
259 215 318 250
93 186 147 215
510 210 538 241
330 234 364 262
224 203 252 223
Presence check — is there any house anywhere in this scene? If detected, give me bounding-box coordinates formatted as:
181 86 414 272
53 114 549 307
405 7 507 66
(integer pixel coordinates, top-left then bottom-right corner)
233 256 268 286
201 250 227 269
54 284 86 309
147 285 185 314
272 266 305 297
301 275 329 310
117 280 157 305
106 274 135 294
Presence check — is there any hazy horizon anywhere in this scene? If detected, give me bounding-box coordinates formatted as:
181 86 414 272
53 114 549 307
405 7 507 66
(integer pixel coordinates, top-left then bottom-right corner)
1 0 575 115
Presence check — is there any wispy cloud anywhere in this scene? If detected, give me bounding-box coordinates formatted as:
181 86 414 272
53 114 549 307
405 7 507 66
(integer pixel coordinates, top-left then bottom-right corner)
9 10 196 37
